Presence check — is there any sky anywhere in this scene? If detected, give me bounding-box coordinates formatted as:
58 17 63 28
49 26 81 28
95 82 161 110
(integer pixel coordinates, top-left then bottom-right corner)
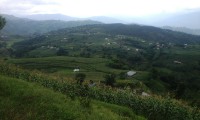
0 0 200 18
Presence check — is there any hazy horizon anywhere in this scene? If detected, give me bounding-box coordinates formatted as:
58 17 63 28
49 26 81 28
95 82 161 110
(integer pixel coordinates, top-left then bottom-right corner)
1 0 200 18
1 0 200 29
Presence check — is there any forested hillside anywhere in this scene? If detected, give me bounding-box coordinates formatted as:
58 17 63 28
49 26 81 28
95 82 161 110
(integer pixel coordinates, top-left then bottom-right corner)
12 23 200 57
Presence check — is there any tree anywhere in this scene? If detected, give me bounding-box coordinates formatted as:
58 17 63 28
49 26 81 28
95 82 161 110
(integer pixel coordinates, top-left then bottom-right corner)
104 74 116 87
57 47 69 56
119 72 126 80
75 73 86 85
0 16 6 30
148 68 159 80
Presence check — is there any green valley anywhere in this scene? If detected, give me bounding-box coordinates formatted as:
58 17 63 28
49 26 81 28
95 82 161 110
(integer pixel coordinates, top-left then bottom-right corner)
1 14 200 120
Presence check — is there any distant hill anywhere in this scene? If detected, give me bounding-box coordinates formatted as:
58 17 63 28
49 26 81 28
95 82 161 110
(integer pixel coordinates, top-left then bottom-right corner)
151 11 200 29
59 24 200 44
88 16 126 23
162 26 200 35
24 14 79 21
0 14 102 36
3 11 200 32
23 14 126 23
12 23 200 57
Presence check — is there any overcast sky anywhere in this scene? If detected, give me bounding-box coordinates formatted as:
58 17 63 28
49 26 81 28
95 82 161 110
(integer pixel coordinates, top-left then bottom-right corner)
1 0 200 17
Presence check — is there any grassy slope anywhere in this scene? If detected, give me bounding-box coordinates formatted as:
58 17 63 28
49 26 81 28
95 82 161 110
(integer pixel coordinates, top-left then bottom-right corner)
0 75 146 120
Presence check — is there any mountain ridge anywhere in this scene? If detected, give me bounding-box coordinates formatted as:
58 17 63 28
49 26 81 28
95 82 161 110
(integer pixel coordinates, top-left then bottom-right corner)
1 13 200 36
150 11 200 29
12 23 200 58
162 26 200 35
0 14 102 36
23 13 79 21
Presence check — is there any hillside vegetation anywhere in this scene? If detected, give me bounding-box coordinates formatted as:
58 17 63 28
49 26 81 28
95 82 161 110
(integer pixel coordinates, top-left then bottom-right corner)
1 21 200 119
0 74 145 120
8 24 200 106
12 24 200 57
0 61 199 120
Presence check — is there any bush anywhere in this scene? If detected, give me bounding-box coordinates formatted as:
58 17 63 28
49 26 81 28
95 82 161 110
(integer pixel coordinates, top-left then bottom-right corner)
75 73 86 85
104 74 116 87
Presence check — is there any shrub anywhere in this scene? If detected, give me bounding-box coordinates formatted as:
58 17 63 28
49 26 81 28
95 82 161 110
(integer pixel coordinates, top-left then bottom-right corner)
104 74 116 87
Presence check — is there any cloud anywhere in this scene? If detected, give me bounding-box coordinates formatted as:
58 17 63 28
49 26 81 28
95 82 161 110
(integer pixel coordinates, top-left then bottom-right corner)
1 0 200 17
0 0 59 15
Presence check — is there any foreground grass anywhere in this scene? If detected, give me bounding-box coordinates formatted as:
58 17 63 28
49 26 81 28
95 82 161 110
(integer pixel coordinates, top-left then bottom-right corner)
0 75 145 120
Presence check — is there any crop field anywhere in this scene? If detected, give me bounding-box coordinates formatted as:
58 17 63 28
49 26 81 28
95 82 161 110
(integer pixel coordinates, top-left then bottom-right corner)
7 56 128 81
0 61 199 120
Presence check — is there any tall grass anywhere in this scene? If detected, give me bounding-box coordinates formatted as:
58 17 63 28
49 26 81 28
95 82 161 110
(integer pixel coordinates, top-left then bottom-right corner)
0 75 144 120
0 61 199 120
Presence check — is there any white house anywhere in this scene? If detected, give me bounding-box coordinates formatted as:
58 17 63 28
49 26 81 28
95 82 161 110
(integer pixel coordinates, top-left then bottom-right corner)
142 92 150 97
127 71 136 77
73 69 80 72
174 60 182 64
